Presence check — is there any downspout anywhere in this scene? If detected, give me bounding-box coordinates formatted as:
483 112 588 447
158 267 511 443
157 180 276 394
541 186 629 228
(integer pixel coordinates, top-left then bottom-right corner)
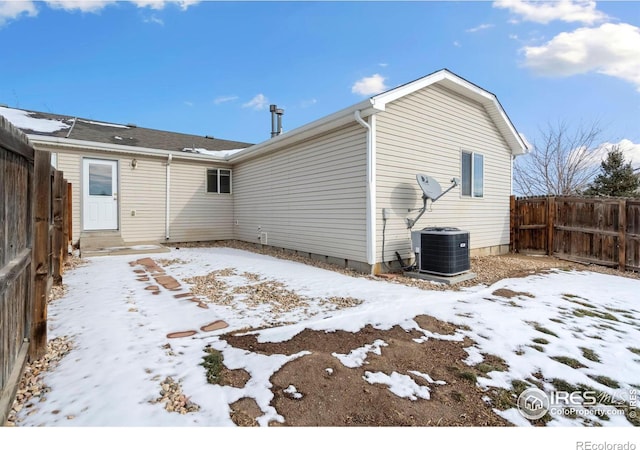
354 110 376 270
165 153 172 240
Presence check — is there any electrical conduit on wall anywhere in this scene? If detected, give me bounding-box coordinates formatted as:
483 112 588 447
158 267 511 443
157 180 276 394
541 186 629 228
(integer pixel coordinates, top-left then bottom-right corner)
354 110 376 269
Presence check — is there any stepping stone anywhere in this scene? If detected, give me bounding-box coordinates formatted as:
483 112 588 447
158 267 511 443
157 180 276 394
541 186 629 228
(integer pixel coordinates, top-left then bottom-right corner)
145 285 160 291
196 302 209 309
174 293 193 299
137 276 150 282
133 269 146 274
166 330 197 339
152 291 160 295
200 320 229 332
154 275 181 290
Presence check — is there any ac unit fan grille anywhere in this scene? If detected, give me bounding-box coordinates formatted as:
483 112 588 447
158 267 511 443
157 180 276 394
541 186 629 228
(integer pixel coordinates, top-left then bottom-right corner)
412 228 470 276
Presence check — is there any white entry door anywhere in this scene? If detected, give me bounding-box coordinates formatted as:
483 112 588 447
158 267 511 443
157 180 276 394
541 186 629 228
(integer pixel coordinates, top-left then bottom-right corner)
83 158 118 230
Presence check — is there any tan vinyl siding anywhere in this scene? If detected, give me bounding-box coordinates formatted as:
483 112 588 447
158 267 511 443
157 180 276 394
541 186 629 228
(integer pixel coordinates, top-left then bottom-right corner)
55 151 81 244
233 123 368 262
120 156 166 243
54 149 166 243
168 161 234 242
47 146 233 245
375 84 512 263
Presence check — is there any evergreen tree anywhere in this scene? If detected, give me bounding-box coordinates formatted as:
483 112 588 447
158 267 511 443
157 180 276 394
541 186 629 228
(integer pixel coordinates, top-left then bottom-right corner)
584 146 640 197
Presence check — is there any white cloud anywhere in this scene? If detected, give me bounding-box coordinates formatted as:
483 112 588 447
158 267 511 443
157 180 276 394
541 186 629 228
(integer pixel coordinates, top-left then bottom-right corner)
378 62 388 68
132 1 199 10
300 98 317 108
453 40 461 47
523 23 640 91
493 0 607 25
143 14 164 25
242 94 268 110
214 95 238 105
1 0 198 23
0 1 38 27
351 74 388 96
183 101 193 107
466 23 494 33
595 140 640 169
45 1 117 13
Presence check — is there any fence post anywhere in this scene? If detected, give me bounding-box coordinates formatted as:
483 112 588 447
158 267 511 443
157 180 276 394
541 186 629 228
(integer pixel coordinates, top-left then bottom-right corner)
510 195 518 252
30 150 51 360
67 182 73 247
62 179 69 264
619 199 626 271
52 170 64 285
547 196 555 256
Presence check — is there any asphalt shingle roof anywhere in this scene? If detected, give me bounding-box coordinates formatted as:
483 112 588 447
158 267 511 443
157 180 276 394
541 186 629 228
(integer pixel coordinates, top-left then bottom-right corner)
1 106 253 152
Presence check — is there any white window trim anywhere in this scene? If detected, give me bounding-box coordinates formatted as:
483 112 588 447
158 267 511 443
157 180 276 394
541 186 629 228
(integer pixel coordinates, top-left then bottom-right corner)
206 168 232 194
461 150 484 198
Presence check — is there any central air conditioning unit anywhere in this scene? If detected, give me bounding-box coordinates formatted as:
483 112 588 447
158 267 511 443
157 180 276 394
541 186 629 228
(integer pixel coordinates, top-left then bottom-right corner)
411 227 470 276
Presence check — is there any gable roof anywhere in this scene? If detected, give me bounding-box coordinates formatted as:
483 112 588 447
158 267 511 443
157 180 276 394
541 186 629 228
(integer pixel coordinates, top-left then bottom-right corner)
0 106 252 156
230 68 529 163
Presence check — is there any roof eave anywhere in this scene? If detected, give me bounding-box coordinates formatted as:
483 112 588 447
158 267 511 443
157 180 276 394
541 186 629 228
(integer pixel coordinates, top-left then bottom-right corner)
228 99 380 164
28 135 232 163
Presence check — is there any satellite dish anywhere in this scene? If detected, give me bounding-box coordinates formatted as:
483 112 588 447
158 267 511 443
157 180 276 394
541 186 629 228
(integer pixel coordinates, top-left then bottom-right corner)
416 174 442 200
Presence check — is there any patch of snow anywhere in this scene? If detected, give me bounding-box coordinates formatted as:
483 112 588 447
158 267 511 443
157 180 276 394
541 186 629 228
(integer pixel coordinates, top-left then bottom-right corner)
325 368 333 375
408 370 446 385
463 346 484 365
332 339 388 368
13 246 640 427
363 371 431 400
0 106 70 133
181 148 246 158
114 136 123 140
78 119 129 129
494 408 532 427
283 385 303 399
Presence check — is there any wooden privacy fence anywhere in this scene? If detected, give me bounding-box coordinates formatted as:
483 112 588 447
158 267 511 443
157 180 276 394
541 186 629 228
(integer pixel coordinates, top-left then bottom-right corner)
0 115 70 425
511 195 640 272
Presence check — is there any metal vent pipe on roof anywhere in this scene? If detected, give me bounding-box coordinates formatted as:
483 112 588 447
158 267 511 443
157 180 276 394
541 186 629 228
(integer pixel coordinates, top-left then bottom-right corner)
270 104 284 138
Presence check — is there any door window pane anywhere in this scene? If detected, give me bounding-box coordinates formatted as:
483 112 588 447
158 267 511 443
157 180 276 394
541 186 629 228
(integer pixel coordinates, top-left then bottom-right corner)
89 164 112 196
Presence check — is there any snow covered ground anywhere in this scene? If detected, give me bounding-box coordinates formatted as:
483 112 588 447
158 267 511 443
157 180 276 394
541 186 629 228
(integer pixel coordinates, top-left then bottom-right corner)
8 246 640 432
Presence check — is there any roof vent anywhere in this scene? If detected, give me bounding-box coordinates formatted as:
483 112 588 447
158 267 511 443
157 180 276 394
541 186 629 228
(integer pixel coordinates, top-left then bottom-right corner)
205 135 214 139
126 123 137 128
269 104 284 138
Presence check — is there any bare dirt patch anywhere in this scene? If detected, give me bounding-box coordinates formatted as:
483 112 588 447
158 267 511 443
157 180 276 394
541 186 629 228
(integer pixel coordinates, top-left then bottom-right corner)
491 288 535 299
223 316 510 426
230 398 260 426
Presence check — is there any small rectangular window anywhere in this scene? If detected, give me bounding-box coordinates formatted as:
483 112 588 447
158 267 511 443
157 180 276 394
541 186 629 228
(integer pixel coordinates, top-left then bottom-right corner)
461 151 483 198
461 152 472 196
473 153 484 197
206 168 231 194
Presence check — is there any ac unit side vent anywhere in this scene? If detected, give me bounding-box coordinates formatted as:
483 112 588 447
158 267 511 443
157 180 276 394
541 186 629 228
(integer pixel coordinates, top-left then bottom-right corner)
411 227 470 276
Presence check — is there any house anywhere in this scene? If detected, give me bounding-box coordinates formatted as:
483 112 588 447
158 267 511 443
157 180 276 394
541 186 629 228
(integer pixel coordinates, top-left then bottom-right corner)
1 69 528 274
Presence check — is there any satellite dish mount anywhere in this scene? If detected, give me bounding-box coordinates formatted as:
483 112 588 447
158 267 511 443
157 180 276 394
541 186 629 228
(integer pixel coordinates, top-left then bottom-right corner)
406 174 459 229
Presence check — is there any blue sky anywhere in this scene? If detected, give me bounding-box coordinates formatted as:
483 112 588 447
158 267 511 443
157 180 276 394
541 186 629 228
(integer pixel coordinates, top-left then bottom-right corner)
0 1 639 155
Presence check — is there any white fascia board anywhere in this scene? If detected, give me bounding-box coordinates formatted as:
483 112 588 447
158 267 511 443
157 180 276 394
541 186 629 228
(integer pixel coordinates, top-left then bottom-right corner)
28 135 231 164
228 100 380 164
